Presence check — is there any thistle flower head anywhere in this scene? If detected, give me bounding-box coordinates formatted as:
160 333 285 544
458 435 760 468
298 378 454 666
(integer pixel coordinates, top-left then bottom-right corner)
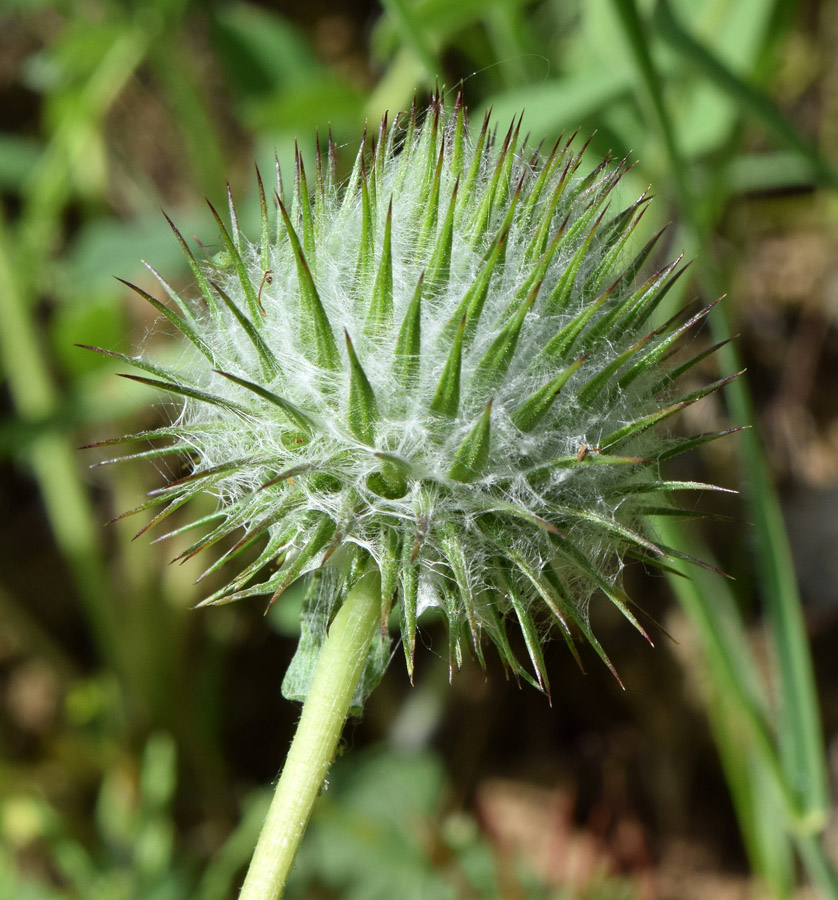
94 93 734 698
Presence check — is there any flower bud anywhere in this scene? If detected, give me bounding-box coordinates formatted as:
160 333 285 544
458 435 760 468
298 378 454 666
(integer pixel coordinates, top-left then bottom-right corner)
94 92 736 700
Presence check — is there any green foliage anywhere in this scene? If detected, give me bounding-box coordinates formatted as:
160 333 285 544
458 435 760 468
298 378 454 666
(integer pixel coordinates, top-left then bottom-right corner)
1 735 195 900
287 744 643 900
1 0 835 897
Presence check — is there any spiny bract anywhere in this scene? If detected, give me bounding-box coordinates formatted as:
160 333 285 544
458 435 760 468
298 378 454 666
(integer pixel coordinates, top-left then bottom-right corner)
92 93 735 697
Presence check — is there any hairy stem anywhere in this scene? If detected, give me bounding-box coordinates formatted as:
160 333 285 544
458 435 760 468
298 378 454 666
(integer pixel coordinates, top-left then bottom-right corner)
238 568 382 900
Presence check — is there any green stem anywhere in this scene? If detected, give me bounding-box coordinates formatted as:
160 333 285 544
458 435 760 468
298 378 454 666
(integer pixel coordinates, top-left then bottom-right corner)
238 568 382 900
795 832 838 900
0 210 117 671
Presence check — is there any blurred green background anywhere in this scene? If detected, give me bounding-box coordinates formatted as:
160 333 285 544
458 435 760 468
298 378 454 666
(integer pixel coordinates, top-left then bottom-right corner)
2 0 838 897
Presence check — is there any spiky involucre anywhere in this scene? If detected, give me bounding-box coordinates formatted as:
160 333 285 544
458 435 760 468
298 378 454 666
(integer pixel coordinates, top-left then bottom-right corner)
94 94 736 695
